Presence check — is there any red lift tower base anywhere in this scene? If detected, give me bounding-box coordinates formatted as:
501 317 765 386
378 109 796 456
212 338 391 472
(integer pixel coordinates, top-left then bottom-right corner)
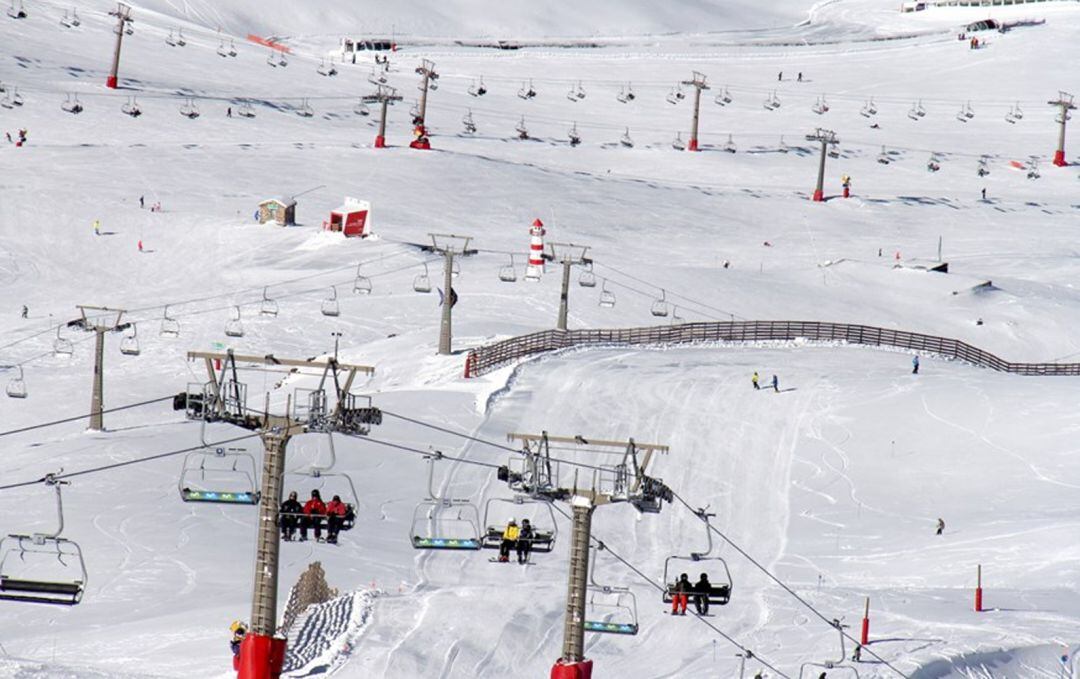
551 659 593 679
687 138 699 152
237 633 286 679
374 135 386 148
812 189 824 202
409 138 431 150
106 75 118 89
1053 149 1067 166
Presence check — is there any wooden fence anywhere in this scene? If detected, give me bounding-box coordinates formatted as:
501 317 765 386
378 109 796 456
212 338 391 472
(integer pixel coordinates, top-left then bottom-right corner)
463 321 1080 377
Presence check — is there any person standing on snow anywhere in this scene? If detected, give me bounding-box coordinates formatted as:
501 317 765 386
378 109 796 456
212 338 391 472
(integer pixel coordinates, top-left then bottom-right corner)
936 518 945 535
771 374 779 392
498 519 520 563
21 305 28 318
93 219 100 236
912 355 920 374
671 573 692 615
752 372 760 390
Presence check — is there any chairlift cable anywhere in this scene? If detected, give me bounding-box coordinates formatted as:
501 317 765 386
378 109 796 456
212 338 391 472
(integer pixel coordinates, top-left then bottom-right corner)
0 394 174 439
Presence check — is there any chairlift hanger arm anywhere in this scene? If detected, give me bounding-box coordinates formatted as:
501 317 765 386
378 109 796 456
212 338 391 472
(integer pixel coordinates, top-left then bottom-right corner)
186 351 374 375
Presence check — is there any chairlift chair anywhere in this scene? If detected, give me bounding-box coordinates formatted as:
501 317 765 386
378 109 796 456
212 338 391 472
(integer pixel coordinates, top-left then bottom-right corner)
238 101 256 118
797 619 860 679
620 128 633 148
499 255 517 283
1012 102 1023 120
317 58 337 77
165 29 177 47
277 52 288 67
907 102 920 121
468 79 480 97
964 101 975 119
6 366 27 399
515 117 529 140
225 306 244 338
625 83 636 101
368 67 387 85
54 326 74 356
812 95 829 115
413 263 433 293
177 29 187 47
598 280 616 308
476 77 487 96
576 81 586 100
296 99 314 118
353 98 370 116
955 104 968 123
616 86 629 104
178 446 260 504
61 93 83 114
661 510 733 607
2 87 21 107
179 98 200 119
1027 159 1041 180
124 20 133 35
763 91 780 111
566 84 579 102
462 109 477 134
671 132 685 151
119 323 140 356
352 263 372 295
7 0 26 19
410 456 482 550
267 50 280 68
217 40 230 57
283 437 359 536
584 546 639 635
722 134 736 154
0 476 87 605
70 8 80 26
977 157 990 177
916 99 927 117
927 153 941 172
480 495 557 553
778 135 789 154
860 98 877 117
568 123 581 147
665 87 680 105
578 262 596 288
650 289 670 318
876 146 891 165
160 305 180 337
260 287 279 316
60 10 73 28
828 145 840 159
321 286 341 317
121 96 141 117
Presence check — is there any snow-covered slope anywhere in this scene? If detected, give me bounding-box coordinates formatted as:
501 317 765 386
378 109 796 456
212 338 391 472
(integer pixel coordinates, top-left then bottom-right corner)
1 0 1079 677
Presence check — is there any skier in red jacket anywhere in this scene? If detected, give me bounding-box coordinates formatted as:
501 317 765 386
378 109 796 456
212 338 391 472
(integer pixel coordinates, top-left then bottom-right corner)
324 494 348 544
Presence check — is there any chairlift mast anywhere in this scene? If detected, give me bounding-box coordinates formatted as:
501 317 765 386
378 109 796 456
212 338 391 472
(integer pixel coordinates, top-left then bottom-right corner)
70 305 128 430
363 84 402 149
505 432 671 679
681 72 709 152
806 128 839 203
411 59 439 150
422 234 476 355
176 349 378 679
545 242 592 331
106 3 133 89
1048 91 1076 167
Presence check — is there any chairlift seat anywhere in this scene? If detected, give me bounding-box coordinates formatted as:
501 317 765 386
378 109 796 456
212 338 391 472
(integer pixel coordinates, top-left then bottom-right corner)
662 582 731 606
584 620 638 635
6 380 27 399
499 266 517 283
481 526 554 552
225 324 244 338
0 576 83 604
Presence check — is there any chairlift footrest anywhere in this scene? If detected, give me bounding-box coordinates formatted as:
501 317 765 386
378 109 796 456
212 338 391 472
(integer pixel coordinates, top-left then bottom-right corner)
181 489 259 504
412 536 481 550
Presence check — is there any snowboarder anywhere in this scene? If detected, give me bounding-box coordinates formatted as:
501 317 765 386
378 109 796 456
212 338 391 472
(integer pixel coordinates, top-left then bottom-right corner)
498 519 520 563
670 573 692 615
516 518 534 564
752 372 760 390
279 491 302 541
936 517 945 535
771 374 779 392
981 187 986 201
693 573 712 615
139 195 144 208
912 355 920 374
93 220 100 236
325 494 348 544
20 305 27 319
301 489 327 542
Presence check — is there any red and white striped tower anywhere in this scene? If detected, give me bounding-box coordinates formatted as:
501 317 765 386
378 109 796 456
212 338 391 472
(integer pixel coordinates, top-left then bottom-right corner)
525 218 545 281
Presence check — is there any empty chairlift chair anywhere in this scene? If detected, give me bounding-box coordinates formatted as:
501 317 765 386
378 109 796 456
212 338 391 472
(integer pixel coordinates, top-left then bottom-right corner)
877 146 891 165
797 619 861 679
811 95 829 115
321 286 341 317
598 280 616 308
296 99 314 117
413 264 433 293
178 445 261 504
410 456 482 550
6 366 27 399
462 109 477 134
160 305 180 337
54 326 74 356
650 289 670 318
353 98 370 117
352 263 372 295
584 546 639 635
0 475 87 605
119 323 140 356
578 262 596 288
722 134 737 154
121 96 141 117
860 98 877 118
238 101 256 118
260 287 279 317
499 255 518 283
217 40 230 57
515 117 529 140
317 58 338 77
225 306 244 338
620 128 633 148
480 495 558 554
671 132 685 151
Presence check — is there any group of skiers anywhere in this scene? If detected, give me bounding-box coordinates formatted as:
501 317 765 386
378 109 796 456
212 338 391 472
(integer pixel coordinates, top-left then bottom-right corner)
279 489 350 544
497 518 535 564
669 572 714 616
751 371 780 392
5 128 27 146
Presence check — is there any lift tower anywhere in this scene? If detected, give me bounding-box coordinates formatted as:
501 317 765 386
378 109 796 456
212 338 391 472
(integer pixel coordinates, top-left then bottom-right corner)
176 350 379 679
70 305 129 431
411 59 439 149
681 72 710 152
106 3 133 89
421 234 476 355
1048 91 1076 167
544 242 592 331
806 128 839 202
364 84 402 149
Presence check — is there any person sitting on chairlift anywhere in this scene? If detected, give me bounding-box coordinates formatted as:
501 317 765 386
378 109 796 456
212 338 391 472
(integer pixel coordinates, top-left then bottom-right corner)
325 494 348 544
498 518 520 562
280 491 302 541
301 489 327 542
671 573 692 615
694 572 712 615
515 518 534 564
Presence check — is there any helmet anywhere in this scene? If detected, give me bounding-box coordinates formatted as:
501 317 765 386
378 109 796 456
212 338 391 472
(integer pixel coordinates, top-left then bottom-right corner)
332 495 341 502
700 572 708 580
230 620 246 633
311 490 321 498
288 491 297 500
508 518 517 525
522 519 531 525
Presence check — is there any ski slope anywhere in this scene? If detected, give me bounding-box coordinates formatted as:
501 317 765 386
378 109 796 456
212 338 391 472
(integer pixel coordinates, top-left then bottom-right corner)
1 0 1080 677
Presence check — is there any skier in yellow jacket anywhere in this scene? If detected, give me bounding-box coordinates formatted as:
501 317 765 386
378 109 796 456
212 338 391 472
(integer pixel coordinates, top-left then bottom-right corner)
498 519 520 563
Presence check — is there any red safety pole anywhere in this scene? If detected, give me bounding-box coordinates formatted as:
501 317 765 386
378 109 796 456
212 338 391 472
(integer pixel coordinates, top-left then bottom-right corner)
974 564 983 612
860 596 870 646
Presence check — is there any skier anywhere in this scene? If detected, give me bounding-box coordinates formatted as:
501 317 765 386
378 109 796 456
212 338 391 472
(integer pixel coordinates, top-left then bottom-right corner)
797 72 803 82
752 372 760 390
20 305 28 318
516 518 534 564
93 219 100 236
139 195 144 208
670 573 692 615
229 620 247 669
279 491 302 541
498 519 520 563
853 643 863 662
841 174 851 198
693 572 712 615
301 489 327 542
137 239 143 252
981 187 986 201
912 355 920 374
778 71 783 81
227 106 232 118
936 517 945 535
325 494 348 544
771 374 779 393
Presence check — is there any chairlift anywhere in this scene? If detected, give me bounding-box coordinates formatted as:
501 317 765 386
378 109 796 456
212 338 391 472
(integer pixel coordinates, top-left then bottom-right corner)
124 20 133 35
260 287 279 316
714 86 732 106
499 255 518 283
178 445 260 504
353 98 370 117
578 262 596 288
584 545 639 635
672 132 685 151
722 134 736 154
927 153 941 172
54 326 74 356
650 289 670 318
956 104 969 123
296 98 314 118
860 98 877 117
476 77 487 96
165 29 177 47
598 280 616 308
225 306 244 338
916 99 927 117
413 264 433 293
665 87 680 105
409 100 421 120
661 509 733 608
317 58 338 77
811 95 829 115
0 476 87 605
179 98 200 119
160 305 180 337
468 79 480 97
1 86 22 108
462 109 477 134
368 66 387 85
907 102 920 121
568 122 581 147
60 10 75 28
1027 159 1041 180
353 263 373 295
616 86 629 104
480 495 557 553
6 0 26 19
119 323 140 356
267 50 280 68
778 135 789 154
515 116 529 140
576 81 586 100
321 286 341 316
877 146 891 165
217 40 230 57
410 456 482 550
828 145 840 160
566 84 579 102
121 96 142 117
277 52 288 67
61 93 83 114
451 258 461 278
6 366 27 399
963 101 975 119
1012 102 1023 120
620 128 633 148
763 90 780 111
227 39 238 57
797 618 860 679
281 434 359 538
977 156 990 177
238 101 256 118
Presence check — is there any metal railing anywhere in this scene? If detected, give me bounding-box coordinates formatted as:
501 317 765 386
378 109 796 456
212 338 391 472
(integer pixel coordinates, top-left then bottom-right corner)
463 321 1080 377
